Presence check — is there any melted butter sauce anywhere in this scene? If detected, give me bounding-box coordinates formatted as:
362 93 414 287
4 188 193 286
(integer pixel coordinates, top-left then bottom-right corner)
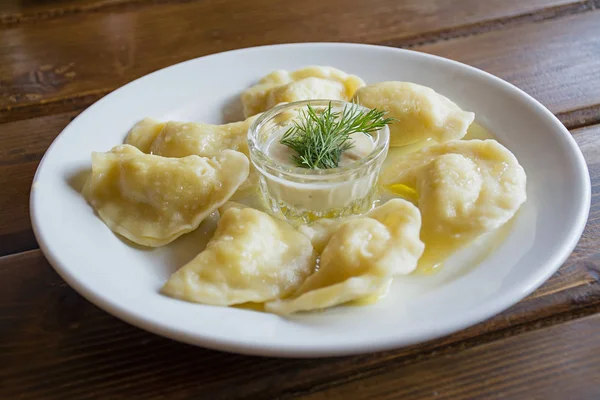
463 122 496 140
347 279 393 306
382 123 499 275
234 302 266 312
230 123 511 310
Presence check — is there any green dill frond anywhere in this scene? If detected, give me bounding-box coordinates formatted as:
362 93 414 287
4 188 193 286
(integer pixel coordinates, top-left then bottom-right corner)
279 102 393 169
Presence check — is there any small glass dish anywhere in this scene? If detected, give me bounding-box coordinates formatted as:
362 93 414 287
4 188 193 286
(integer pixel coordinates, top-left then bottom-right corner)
248 100 390 222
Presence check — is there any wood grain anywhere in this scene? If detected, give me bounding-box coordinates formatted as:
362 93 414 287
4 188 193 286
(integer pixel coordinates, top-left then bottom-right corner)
0 114 597 258
0 111 598 257
1 0 599 398
416 10 600 120
290 314 600 400
0 125 599 398
0 225 599 399
0 0 592 122
0 112 77 254
0 162 39 255
1 9 599 254
0 0 129 24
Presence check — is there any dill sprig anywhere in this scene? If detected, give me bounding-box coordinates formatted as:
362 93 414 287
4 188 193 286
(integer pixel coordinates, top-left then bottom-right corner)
279 102 393 169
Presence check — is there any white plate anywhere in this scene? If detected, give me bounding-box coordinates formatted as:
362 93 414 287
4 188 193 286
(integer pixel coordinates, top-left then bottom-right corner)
31 43 590 358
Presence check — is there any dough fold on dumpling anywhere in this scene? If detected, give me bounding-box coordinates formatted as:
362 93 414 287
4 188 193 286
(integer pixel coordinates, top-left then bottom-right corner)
83 145 249 247
125 115 259 196
381 139 527 268
124 118 165 153
265 199 424 314
125 115 258 158
162 204 317 306
353 82 474 147
241 66 365 117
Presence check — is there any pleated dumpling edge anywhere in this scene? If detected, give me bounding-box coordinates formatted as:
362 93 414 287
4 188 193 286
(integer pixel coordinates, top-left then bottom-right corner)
83 145 249 247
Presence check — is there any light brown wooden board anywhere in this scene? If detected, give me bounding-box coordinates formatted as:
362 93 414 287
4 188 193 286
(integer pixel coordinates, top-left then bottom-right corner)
0 125 599 399
0 0 593 122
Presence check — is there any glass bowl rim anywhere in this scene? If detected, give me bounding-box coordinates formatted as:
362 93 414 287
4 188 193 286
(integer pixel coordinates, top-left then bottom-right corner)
247 99 390 178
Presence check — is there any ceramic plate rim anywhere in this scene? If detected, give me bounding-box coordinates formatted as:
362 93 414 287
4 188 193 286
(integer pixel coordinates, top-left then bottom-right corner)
30 43 591 358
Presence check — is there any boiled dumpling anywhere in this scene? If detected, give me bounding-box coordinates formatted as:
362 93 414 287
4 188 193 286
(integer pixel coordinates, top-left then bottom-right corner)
381 139 527 268
83 145 249 247
241 66 365 117
299 199 425 276
125 115 258 158
125 115 259 196
265 199 424 314
162 204 317 306
353 82 474 147
124 118 165 153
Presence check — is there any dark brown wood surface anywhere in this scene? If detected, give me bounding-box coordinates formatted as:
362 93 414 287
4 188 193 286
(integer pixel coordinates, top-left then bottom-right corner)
1 0 596 122
3 6 600 256
1 0 599 398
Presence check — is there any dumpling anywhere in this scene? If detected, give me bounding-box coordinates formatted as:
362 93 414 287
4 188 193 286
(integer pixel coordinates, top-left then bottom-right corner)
162 204 317 306
241 66 365 117
125 115 259 195
353 82 475 147
266 199 424 314
83 145 249 247
124 118 165 153
381 139 527 268
299 199 425 276
125 115 258 158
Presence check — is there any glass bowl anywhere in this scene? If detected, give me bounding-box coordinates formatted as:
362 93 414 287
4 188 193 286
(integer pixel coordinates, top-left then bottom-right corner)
248 100 390 222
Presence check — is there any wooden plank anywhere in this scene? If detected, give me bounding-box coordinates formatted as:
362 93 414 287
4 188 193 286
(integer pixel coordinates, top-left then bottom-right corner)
0 121 599 397
0 0 589 122
0 112 76 167
1 9 599 254
291 314 600 400
0 162 40 255
415 10 600 121
0 0 129 24
0 112 77 255
0 114 597 257
0 230 599 399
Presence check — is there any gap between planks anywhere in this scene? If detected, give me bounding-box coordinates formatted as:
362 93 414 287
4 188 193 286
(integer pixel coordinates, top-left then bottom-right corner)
556 104 600 130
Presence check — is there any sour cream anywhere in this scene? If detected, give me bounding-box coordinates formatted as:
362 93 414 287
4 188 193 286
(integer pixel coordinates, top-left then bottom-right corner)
266 131 375 168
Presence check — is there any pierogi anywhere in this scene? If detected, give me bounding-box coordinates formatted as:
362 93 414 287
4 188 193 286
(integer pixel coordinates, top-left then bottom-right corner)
266 199 424 314
82 67 529 316
124 117 165 153
125 115 259 194
83 145 249 247
381 139 527 269
125 115 258 158
241 66 365 117
353 81 475 147
162 204 317 306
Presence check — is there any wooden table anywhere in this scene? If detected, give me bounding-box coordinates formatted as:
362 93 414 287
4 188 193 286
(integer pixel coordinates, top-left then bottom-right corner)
1 0 600 398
